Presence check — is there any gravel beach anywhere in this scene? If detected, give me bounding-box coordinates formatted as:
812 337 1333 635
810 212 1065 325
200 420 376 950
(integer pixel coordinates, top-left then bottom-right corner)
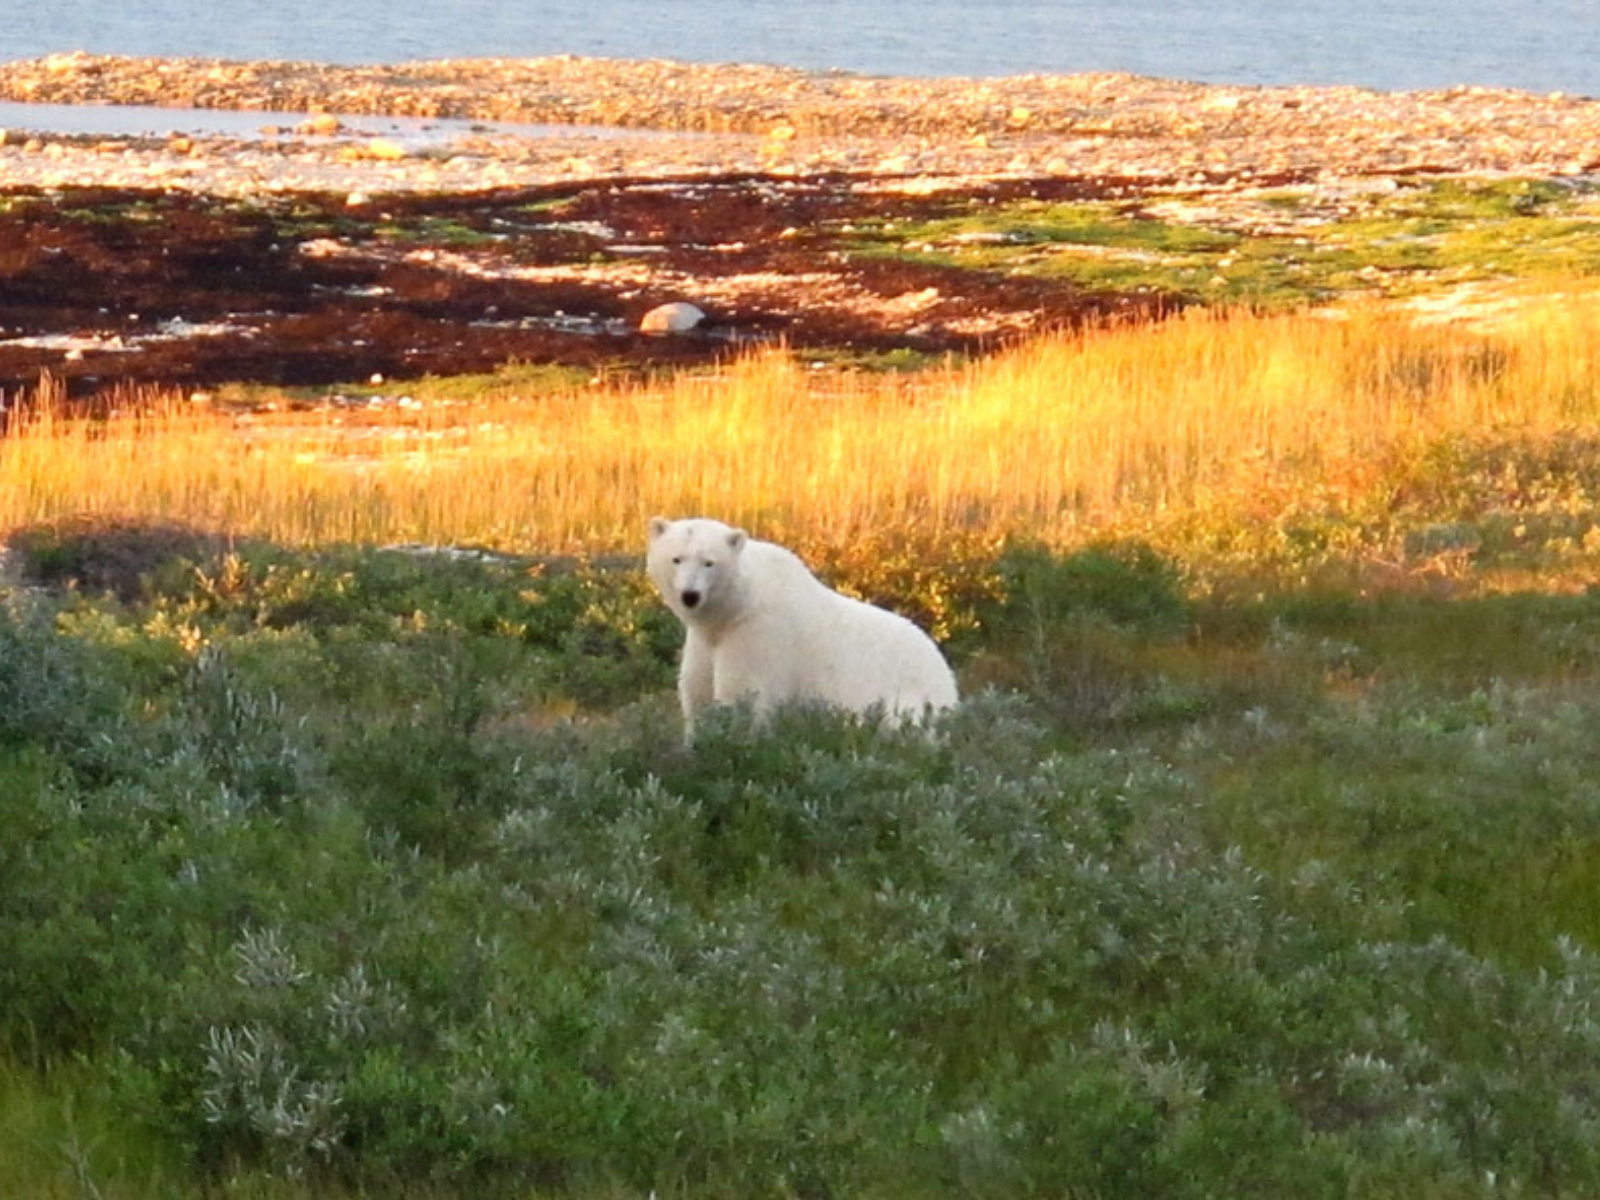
0 53 1598 195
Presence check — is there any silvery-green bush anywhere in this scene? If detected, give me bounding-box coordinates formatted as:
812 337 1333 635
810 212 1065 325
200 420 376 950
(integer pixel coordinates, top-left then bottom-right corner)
5 546 1600 1198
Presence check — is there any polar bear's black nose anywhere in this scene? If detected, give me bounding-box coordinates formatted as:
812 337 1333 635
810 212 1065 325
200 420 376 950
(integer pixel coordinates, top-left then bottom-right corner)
681 589 702 609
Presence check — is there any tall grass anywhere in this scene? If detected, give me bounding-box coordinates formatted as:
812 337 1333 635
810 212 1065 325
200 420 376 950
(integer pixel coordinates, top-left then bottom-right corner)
5 293 1600 556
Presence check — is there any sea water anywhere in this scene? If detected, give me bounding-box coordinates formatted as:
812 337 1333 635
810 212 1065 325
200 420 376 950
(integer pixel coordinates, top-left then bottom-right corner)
3 0 1597 95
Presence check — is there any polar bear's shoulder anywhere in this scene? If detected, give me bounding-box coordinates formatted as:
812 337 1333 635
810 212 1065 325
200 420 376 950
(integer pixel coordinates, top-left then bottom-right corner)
741 538 826 590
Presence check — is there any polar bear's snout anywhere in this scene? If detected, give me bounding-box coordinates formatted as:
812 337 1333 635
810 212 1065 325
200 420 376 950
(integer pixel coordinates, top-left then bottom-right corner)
676 562 713 610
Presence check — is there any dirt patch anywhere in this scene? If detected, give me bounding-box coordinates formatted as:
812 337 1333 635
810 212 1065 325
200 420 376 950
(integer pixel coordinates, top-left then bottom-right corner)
0 174 1186 399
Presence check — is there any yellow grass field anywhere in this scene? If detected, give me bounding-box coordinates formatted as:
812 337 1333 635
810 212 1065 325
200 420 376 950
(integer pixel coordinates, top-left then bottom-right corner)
5 291 1600 566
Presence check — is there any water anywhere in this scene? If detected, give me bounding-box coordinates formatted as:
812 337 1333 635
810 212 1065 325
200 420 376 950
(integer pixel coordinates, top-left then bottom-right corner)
2 0 1597 95
0 98 632 145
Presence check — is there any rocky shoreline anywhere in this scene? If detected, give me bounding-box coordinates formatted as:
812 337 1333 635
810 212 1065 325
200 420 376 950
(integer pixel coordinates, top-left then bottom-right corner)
0 53 1597 195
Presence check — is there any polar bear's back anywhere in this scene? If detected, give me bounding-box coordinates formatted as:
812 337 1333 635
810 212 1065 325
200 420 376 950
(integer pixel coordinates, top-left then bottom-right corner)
739 538 957 717
807 592 959 715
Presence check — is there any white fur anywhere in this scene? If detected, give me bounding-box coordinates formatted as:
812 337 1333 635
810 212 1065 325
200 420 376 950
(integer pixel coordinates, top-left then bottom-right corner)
647 516 958 736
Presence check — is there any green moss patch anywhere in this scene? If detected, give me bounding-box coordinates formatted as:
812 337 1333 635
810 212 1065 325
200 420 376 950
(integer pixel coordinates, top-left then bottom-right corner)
844 176 1600 310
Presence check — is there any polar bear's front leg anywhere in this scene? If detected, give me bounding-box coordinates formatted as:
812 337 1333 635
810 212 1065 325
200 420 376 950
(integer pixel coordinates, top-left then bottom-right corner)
678 629 715 738
709 631 791 724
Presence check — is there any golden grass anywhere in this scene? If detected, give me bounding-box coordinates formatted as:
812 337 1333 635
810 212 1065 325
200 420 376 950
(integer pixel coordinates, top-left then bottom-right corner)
5 291 1600 559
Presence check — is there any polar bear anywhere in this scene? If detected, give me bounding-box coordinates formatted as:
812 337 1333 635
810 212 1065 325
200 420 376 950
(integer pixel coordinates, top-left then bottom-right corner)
646 516 958 735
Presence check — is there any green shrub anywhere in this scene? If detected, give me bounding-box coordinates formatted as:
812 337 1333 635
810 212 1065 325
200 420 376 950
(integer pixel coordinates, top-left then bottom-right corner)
966 542 1199 732
0 602 137 784
5 537 1600 1198
987 541 1190 636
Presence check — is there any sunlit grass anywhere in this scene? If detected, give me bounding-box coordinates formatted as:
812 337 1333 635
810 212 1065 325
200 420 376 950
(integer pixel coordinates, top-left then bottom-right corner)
5 288 1600 576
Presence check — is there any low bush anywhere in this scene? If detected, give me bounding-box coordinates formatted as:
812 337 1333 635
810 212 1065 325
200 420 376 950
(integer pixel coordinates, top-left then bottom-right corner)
4 532 1600 1198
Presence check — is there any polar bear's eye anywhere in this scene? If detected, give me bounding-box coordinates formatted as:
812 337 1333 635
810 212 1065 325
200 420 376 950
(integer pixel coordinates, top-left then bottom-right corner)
703 559 715 568
671 556 683 565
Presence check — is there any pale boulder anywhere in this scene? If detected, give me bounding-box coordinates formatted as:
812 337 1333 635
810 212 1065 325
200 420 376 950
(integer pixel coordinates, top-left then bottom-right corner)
639 301 706 335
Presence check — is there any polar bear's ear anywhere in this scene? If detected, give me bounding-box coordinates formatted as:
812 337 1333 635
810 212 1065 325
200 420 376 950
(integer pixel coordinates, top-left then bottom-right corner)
727 528 748 554
647 516 670 541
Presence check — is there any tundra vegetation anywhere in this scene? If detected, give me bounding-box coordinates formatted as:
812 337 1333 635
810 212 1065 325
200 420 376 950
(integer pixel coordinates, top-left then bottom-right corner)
6 179 1600 1200
846 176 1600 306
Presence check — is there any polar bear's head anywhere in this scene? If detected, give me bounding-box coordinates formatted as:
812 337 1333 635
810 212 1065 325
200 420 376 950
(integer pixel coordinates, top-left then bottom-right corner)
646 516 750 622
